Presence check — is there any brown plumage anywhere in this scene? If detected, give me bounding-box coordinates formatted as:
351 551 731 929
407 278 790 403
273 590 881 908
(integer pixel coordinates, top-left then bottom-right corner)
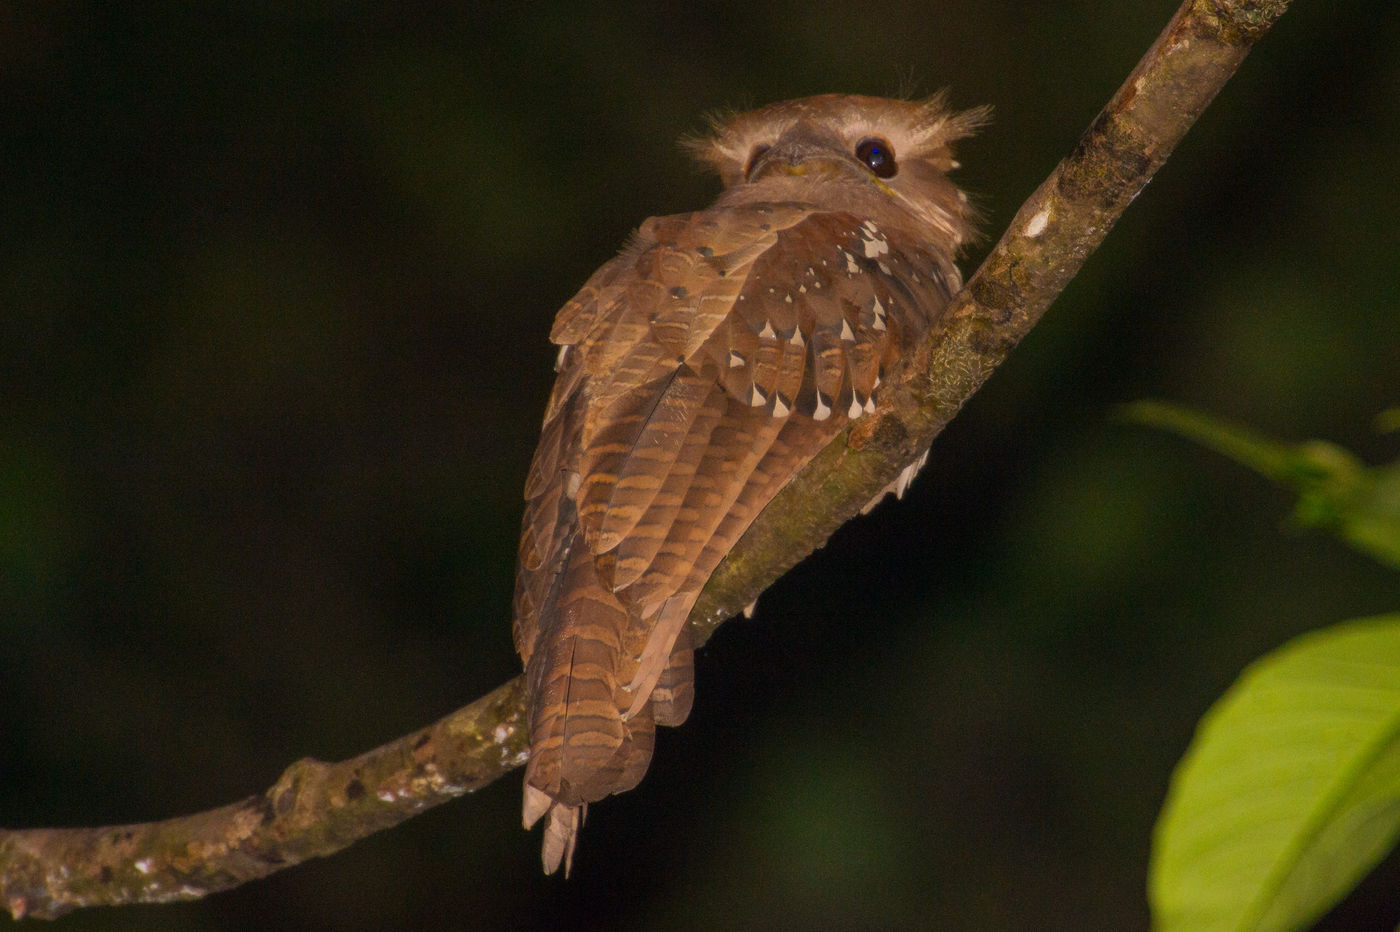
513 93 986 874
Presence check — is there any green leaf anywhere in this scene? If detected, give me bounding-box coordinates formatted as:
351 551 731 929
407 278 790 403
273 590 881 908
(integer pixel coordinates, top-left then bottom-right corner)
1149 615 1400 932
1120 400 1400 570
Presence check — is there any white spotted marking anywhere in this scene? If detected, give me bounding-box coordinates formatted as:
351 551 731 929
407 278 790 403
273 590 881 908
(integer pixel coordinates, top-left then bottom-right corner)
878 261 892 275
758 320 776 339
784 293 793 303
749 384 767 407
789 329 805 348
798 284 807 293
848 395 864 419
864 395 876 414
845 252 859 274
554 345 570 371
565 471 581 497
773 394 791 417
861 235 889 259
813 392 832 421
1026 207 1051 237
839 319 854 341
136 859 154 875
728 350 745 368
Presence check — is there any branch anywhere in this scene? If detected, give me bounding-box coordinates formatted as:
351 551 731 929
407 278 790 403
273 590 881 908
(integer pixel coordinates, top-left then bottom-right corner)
1 0 1290 919
2 679 530 920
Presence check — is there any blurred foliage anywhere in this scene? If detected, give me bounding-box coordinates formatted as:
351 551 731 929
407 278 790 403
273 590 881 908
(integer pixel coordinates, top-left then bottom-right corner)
1 1 1399 930
1150 614 1400 932
1128 406 1400 931
1123 402 1400 569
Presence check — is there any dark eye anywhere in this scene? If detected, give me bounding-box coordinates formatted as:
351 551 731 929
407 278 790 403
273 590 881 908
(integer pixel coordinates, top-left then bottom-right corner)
744 144 771 179
855 137 897 178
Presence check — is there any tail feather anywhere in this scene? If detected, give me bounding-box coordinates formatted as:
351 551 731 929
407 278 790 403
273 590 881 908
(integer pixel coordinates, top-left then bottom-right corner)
522 534 677 870
523 786 586 877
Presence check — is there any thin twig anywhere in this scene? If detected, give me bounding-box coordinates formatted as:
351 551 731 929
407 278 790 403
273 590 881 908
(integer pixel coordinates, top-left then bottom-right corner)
0 0 1290 919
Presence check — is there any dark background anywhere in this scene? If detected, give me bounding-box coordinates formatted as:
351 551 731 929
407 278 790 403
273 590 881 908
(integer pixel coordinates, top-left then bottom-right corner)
3 1 1398 929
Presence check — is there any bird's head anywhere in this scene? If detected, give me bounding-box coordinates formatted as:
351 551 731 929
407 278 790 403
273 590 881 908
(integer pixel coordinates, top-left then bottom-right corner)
688 93 989 247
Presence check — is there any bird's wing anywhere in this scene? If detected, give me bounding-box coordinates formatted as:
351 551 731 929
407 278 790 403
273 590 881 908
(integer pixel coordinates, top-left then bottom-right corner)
574 205 957 612
514 203 959 823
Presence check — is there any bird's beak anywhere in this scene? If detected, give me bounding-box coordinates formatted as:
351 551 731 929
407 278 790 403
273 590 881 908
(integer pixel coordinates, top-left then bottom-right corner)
747 121 852 182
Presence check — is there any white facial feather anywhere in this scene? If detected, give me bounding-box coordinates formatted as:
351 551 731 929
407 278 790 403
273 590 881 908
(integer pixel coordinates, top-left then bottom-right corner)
688 92 989 184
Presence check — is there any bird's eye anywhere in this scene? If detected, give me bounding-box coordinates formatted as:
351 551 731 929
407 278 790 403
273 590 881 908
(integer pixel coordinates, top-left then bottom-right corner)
855 137 897 178
744 144 771 179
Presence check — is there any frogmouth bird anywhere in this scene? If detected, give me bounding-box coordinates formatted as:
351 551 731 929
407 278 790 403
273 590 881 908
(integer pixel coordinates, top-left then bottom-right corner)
512 93 985 874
